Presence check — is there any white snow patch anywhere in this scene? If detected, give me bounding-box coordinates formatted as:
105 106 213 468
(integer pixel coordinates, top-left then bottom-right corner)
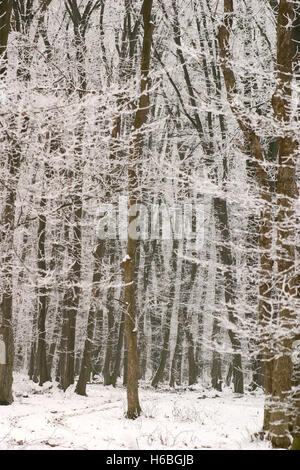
0 374 271 450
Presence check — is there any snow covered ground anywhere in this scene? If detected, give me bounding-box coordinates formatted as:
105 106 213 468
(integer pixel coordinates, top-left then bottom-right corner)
0 374 271 450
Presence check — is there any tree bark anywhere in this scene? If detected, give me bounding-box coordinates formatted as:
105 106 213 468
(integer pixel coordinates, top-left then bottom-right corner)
0 1 16 405
76 241 105 395
0 1 12 74
211 268 223 392
268 0 299 448
123 0 153 418
151 240 179 388
35 194 50 385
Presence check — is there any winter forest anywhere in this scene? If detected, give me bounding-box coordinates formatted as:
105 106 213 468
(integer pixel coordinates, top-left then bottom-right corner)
0 0 299 451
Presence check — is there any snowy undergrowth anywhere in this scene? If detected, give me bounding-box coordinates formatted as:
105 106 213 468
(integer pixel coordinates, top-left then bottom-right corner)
0 373 271 450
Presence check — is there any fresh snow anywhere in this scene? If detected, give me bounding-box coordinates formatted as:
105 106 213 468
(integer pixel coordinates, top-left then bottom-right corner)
0 374 271 450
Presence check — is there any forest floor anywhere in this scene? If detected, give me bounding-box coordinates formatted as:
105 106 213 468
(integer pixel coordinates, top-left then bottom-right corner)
0 373 271 450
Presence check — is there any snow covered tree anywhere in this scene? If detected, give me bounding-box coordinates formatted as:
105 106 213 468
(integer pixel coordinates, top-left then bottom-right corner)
0 0 15 406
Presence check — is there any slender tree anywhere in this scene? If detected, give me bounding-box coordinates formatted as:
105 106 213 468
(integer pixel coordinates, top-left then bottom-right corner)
0 0 15 406
123 0 154 418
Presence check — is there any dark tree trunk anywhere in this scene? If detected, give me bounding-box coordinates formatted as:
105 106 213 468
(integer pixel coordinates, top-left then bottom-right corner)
150 243 164 376
91 307 104 379
34 194 50 386
123 0 153 418
268 0 299 448
211 268 223 392
0 0 12 74
138 240 157 379
58 198 82 391
110 314 125 387
75 309 95 396
245 213 265 391
151 240 179 388
102 287 115 386
291 353 300 449
213 196 244 394
47 303 61 375
170 295 184 388
0 0 15 407
184 261 199 387
76 241 105 395
28 307 37 382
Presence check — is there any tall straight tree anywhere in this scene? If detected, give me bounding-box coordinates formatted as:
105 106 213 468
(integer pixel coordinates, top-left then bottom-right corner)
268 0 299 448
123 0 154 419
0 0 15 406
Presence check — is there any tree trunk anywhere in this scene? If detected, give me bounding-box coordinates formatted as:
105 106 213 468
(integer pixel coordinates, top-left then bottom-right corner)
268 0 299 448
138 240 157 379
76 241 105 395
58 198 82 391
211 268 223 392
0 1 16 405
124 0 153 418
102 282 115 386
75 308 95 396
151 240 179 388
91 307 104 379
213 196 243 394
291 352 300 449
34 177 51 386
110 314 125 387
0 1 12 74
